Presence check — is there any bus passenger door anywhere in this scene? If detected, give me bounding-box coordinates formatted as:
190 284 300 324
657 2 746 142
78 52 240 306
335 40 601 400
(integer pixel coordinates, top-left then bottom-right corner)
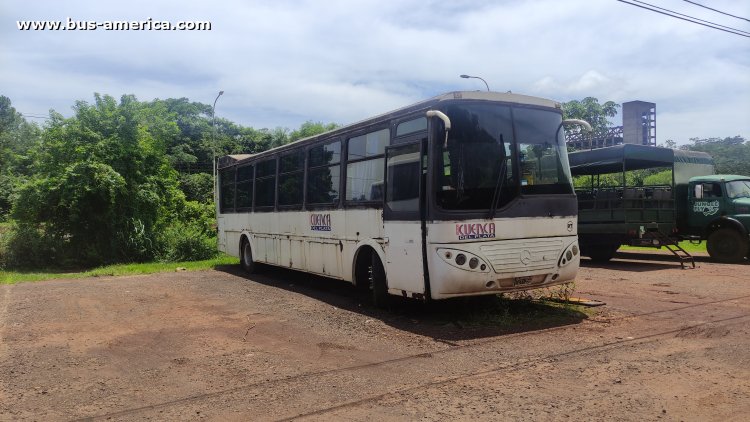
383 142 425 297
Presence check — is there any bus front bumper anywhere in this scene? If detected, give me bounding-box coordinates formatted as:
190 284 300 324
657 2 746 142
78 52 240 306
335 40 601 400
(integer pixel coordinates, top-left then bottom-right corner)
427 236 580 300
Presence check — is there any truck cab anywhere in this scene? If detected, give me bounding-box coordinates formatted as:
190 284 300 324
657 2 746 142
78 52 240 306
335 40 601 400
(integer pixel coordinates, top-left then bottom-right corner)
687 175 750 262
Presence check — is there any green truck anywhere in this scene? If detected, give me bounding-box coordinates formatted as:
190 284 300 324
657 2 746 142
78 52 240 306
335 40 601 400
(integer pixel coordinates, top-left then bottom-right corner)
569 144 750 264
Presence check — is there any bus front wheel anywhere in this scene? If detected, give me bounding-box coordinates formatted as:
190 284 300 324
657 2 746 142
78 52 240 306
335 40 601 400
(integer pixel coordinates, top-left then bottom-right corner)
370 254 390 308
707 228 748 263
240 239 258 274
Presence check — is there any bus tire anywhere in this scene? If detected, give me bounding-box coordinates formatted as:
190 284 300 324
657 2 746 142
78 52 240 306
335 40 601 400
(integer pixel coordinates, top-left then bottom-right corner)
707 228 747 263
371 254 390 308
240 238 258 274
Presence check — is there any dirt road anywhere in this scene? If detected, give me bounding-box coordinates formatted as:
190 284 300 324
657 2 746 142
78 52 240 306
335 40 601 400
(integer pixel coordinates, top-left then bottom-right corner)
1 251 749 421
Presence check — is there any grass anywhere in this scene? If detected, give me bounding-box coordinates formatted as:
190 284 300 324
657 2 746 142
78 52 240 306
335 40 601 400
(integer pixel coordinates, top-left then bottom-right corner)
419 284 592 330
0 254 239 284
621 240 708 254
451 296 591 328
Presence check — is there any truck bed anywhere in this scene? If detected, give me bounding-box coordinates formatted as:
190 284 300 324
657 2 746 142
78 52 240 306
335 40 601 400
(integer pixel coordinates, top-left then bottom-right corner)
577 186 676 235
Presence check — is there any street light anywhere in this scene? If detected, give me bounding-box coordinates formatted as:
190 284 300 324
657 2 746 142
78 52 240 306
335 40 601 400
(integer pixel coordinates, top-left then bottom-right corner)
459 74 490 92
212 90 224 205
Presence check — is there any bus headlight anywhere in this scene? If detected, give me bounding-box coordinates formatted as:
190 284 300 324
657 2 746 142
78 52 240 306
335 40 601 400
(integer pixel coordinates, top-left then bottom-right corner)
455 254 467 266
437 248 490 273
558 242 579 267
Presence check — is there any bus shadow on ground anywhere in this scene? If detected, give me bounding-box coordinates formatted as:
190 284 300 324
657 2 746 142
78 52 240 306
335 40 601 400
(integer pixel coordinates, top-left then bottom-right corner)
216 264 589 342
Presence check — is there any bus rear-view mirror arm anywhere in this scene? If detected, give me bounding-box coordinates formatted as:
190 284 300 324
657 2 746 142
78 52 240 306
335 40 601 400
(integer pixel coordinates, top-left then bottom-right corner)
426 110 452 148
562 119 593 132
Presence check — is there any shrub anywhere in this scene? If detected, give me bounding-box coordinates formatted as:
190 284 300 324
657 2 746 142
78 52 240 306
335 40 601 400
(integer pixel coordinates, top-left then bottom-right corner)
0 223 64 269
156 221 217 262
180 173 213 203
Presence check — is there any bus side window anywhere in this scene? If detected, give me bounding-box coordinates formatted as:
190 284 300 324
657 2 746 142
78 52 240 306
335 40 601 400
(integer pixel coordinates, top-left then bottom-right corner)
236 165 254 209
307 141 341 205
346 128 389 202
220 167 236 213
278 151 304 207
255 158 277 209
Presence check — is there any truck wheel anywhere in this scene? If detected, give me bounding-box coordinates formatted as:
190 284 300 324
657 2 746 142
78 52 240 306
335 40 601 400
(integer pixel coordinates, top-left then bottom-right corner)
588 243 620 263
707 228 748 263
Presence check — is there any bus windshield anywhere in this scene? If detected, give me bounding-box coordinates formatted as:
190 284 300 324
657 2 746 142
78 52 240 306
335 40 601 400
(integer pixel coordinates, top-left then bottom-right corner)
436 103 572 211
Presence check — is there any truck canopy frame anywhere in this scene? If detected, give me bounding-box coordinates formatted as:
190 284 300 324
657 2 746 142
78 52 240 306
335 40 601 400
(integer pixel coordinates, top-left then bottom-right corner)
569 144 714 183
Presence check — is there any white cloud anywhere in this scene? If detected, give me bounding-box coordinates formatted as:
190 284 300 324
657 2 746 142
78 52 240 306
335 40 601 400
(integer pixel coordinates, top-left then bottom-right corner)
0 0 748 143
531 70 624 96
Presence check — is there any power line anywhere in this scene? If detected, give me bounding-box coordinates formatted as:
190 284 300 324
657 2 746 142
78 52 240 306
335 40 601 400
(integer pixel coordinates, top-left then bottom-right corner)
630 0 750 36
616 0 750 38
681 0 750 23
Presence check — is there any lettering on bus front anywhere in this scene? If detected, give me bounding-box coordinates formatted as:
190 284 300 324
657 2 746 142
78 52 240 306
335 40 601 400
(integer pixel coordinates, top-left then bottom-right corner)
310 213 332 231
455 223 496 240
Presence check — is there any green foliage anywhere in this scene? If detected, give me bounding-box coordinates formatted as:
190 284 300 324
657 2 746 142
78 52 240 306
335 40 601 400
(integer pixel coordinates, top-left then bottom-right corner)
289 121 339 143
574 174 626 188
685 136 749 175
156 220 217 262
177 200 217 234
1 254 238 284
0 96 41 218
0 92 340 269
574 168 673 189
11 94 185 266
180 173 214 203
0 222 62 269
0 174 18 221
562 97 620 133
643 169 672 186
155 200 217 262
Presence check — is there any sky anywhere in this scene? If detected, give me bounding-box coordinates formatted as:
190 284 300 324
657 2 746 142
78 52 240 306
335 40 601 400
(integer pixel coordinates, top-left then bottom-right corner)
1 0 749 145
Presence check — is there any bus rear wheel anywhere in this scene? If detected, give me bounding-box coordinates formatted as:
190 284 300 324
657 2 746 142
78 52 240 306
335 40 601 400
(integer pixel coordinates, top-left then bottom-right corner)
240 239 258 273
707 228 748 263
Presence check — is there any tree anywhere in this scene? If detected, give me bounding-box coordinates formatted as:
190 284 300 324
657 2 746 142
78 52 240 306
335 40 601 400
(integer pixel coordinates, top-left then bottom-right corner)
659 139 677 149
0 96 41 219
12 94 186 266
686 136 749 175
562 97 620 133
1 92 344 267
289 121 339 143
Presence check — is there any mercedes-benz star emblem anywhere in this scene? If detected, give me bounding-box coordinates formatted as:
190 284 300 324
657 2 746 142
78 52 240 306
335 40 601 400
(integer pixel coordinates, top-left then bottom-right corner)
520 250 532 265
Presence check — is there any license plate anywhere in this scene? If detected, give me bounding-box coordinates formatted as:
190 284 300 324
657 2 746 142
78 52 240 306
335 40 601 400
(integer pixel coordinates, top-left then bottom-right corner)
513 276 533 286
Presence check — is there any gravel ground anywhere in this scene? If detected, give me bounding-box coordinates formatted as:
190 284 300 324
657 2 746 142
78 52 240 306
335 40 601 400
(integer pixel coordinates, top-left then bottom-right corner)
0 250 748 421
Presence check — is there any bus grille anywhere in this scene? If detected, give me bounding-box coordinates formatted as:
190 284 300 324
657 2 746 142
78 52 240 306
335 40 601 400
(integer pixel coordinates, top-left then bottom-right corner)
480 238 564 273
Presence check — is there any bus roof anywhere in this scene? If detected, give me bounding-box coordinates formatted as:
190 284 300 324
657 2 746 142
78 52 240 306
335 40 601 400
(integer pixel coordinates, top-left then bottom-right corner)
218 91 561 169
568 144 714 175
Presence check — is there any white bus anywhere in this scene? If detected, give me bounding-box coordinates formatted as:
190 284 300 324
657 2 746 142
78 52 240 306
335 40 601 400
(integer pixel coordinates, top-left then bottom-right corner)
217 91 582 305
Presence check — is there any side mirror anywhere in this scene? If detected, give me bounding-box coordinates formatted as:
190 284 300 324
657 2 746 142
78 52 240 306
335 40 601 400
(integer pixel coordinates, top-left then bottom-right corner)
426 110 452 148
694 184 703 199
